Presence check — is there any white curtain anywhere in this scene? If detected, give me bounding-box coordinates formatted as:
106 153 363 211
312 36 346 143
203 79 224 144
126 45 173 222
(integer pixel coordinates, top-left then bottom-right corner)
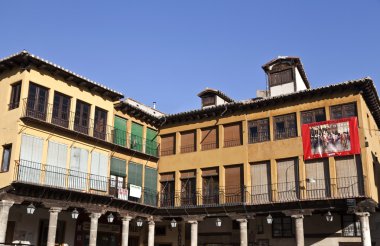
90 151 108 191
69 147 88 190
277 158 298 201
19 134 43 184
46 141 68 188
250 162 271 204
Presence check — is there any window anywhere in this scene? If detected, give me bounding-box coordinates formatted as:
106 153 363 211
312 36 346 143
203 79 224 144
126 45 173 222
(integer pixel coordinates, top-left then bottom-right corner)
202 168 219 205
301 108 326 124
181 170 196 206
9 82 21 110
52 92 71 128
277 158 299 201
269 69 293 86
202 96 216 107
131 122 143 152
249 118 270 143
274 113 297 140
1 144 12 172
224 122 242 147
74 100 90 135
26 83 48 120
342 215 361 237
146 128 158 156
201 127 218 150
272 217 293 238
330 103 357 120
160 134 176 156
160 172 175 207
181 131 196 153
94 107 107 140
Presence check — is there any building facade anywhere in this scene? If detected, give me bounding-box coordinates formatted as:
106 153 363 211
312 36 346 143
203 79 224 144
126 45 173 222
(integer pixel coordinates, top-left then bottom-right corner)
0 52 379 246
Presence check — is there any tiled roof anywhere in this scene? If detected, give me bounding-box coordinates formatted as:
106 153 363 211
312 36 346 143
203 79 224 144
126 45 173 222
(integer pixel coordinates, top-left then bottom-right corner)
0 50 124 100
162 77 380 127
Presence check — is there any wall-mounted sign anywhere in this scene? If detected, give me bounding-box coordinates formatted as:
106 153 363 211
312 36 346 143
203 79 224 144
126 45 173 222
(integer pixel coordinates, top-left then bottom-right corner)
129 184 142 198
302 117 360 160
118 188 128 201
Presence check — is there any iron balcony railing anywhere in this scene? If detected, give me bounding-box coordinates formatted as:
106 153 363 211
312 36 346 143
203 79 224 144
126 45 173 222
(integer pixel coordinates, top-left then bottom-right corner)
13 160 158 206
21 98 159 157
275 127 297 140
13 160 365 209
158 177 365 207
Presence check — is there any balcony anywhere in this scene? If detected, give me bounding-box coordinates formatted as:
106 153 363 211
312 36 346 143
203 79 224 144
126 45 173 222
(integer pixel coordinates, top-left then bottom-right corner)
20 98 159 157
158 177 364 208
13 160 158 207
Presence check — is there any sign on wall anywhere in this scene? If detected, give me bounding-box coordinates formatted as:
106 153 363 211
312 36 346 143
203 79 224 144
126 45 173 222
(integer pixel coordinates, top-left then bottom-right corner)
302 117 360 160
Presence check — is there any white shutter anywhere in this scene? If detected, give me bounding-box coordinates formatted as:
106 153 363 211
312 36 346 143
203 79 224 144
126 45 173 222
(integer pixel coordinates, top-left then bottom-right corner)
277 158 298 201
19 134 43 184
46 141 68 188
250 162 270 203
90 151 107 191
305 159 328 199
335 155 362 197
69 147 88 191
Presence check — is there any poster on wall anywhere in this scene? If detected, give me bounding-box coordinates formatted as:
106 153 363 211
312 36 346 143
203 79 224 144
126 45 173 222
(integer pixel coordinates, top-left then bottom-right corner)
302 117 360 160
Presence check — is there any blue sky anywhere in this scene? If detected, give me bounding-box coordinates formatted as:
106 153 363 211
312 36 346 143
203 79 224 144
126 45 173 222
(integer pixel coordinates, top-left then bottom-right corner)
1 1 379 114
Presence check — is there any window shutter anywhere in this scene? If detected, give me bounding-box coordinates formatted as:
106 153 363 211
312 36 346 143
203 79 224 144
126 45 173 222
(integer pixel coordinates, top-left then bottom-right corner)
114 116 127 146
131 122 143 151
201 127 218 150
46 141 68 187
69 147 88 190
224 123 242 147
160 172 175 182
161 134 175 156
19 134 43 184
128 162 143 187
146 128 158 156
181 131 196 153
202 167 219 177
277 158 298 201
144 167 158 205
110 157 126 177
335 155 362 196
305 159 329 198
250 162 271 203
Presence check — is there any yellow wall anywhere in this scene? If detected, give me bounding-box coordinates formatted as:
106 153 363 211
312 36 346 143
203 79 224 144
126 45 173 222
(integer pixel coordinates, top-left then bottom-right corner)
158 90 380 203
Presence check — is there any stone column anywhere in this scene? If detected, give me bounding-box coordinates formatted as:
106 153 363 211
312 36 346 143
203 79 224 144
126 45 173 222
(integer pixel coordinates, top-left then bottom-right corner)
0 200 14 244
189 220 198 246
47 207 62 246
292 215 304 246
148 220 155 246
121 216 132 246
236 219 248 246
89 213 101 246
356 212 371 246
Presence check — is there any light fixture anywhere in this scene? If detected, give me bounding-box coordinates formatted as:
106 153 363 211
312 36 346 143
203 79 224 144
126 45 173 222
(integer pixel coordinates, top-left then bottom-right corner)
71 208 79 220
27 203 36 215
170 218 177 228
215 218 222 227
306 178 316 184
266 214 273 224
136 218 143 227
107 213 114 223
325 211 333 222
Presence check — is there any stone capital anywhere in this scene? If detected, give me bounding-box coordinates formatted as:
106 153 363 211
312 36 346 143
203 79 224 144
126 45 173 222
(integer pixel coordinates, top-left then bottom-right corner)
236 218 248 223
122 216 133 222
187 220 198 225
49 207 62 213
0 200 14 208
90 212 102 220
148 220 155 225
355 212 370 218
291 214 304 220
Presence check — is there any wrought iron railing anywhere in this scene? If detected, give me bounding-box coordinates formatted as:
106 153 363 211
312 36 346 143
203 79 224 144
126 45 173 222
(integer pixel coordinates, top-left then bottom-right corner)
20 98 159 157
224 138 242 147
275 127 297 140
13 160 158 206
249 131 270 143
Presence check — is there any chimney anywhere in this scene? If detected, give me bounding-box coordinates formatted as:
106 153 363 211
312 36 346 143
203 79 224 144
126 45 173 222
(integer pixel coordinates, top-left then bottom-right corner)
153 102 156 109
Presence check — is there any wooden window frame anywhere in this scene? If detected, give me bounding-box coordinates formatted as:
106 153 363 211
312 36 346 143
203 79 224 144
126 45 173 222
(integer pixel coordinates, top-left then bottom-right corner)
160 134 176 156
180 130 196 153
74 100 91 135
52 92 71 128
248 118 270 143
274 113 297 140
330 103 357 120
9 82 21 110
1 144 12 172
269 69 294 87
26 82 49 120
202 96 216 107
223 122 242 147
94 107 108 140
272 217 294 238
301 108 326 124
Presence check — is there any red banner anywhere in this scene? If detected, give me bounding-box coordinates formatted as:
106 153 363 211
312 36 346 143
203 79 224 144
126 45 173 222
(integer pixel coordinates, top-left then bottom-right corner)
302 117 361 160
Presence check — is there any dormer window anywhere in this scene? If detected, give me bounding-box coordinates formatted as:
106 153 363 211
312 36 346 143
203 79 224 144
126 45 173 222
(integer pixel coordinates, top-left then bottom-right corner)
202 96 216 107
269 68 294 87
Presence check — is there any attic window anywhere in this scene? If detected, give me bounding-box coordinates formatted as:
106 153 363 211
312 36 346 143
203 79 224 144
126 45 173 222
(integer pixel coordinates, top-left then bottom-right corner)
202 96 216 107
269 69 293 86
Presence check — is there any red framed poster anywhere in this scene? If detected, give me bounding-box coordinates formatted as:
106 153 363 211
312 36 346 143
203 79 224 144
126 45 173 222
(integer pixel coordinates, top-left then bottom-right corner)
302 117 361 160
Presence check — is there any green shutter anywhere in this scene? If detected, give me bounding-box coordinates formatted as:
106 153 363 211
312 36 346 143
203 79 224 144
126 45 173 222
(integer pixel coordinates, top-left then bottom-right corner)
146 128 158 156
131 122 143 151
114 116 127 146
110 157 126 177
128 162 142 187
144 167 158 206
